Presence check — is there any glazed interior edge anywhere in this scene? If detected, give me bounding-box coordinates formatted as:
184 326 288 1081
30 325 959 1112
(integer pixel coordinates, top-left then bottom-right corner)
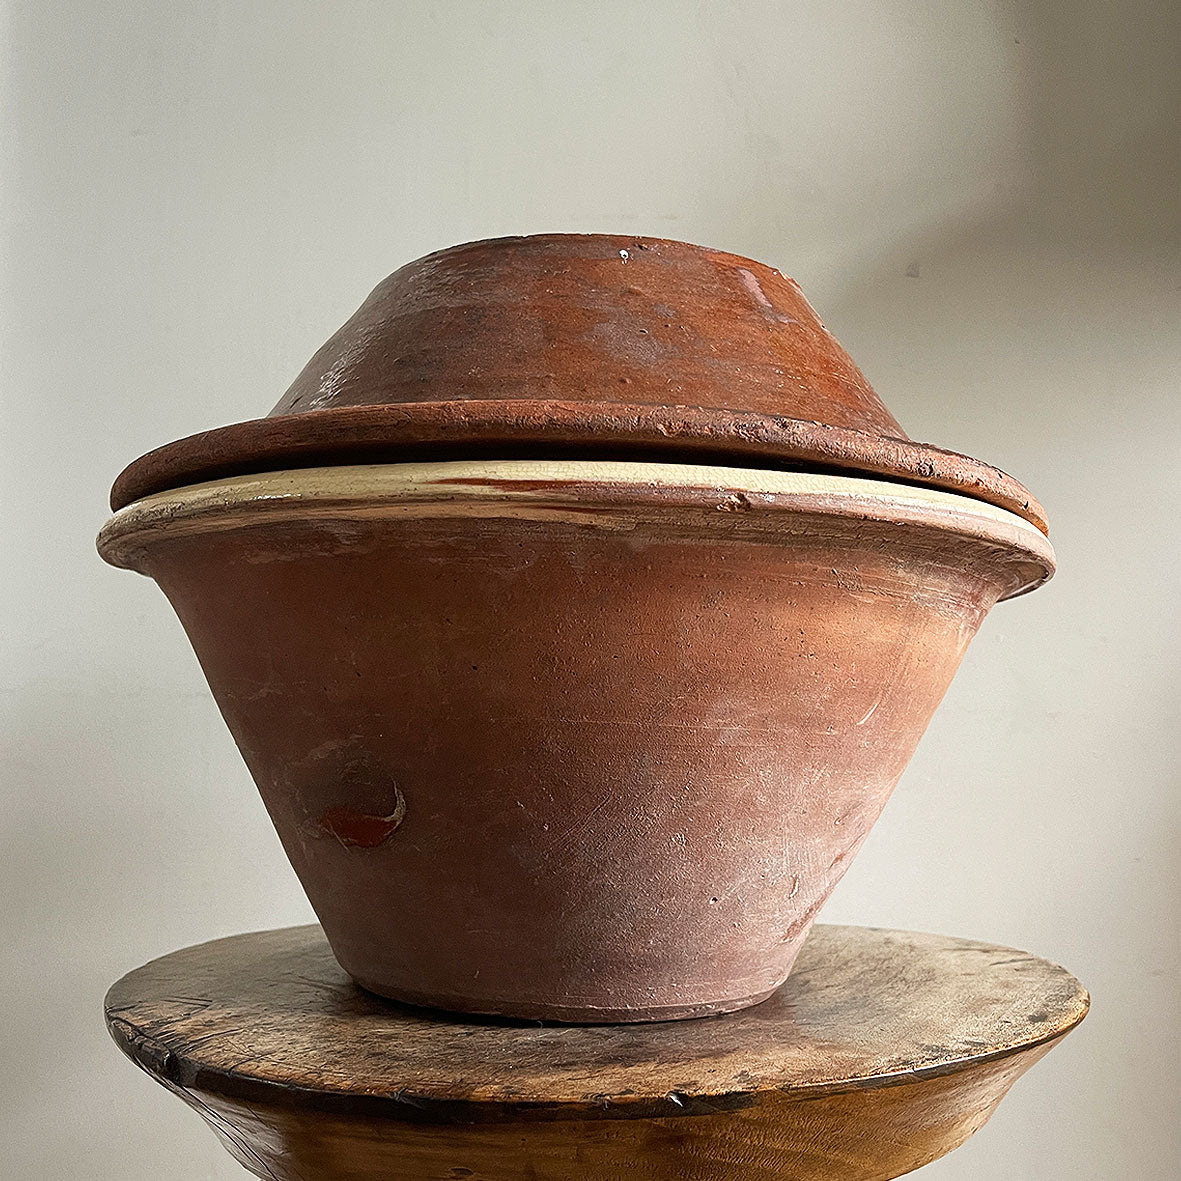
97 459 1055 599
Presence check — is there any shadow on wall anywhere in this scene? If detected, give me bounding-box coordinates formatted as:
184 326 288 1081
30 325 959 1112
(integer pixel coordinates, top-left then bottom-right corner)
673 6 1179 1176
793 4 1181 1174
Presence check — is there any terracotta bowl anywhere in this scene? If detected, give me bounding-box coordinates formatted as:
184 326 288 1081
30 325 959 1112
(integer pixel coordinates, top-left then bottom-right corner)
98 459 1054 1022
108 234 1046 532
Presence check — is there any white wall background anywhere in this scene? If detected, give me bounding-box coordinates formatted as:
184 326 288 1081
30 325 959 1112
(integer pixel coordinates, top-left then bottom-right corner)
3 2 1178 1177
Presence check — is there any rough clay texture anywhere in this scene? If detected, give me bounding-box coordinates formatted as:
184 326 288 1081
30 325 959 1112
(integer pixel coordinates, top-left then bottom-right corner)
271 234 894 427
126 486 1020 1021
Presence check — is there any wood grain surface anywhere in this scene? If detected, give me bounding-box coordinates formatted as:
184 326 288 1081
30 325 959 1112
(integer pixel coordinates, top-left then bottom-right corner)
105 924 1087 1180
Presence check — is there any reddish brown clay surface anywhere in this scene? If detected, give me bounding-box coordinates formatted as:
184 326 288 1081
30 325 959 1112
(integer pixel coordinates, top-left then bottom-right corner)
99 465 1053 1021
108 235 1045 531
273 234 896 427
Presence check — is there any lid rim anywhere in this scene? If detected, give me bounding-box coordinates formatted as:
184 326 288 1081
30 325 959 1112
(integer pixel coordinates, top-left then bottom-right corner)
109 400 1047 533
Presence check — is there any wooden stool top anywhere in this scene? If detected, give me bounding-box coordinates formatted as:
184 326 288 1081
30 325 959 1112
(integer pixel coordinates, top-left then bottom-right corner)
106 924 1087 1180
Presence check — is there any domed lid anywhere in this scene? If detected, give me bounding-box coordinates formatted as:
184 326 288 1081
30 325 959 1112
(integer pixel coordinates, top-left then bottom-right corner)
109 234 1046 531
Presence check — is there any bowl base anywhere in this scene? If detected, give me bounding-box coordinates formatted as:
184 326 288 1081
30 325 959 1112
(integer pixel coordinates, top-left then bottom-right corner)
349 976 787 1025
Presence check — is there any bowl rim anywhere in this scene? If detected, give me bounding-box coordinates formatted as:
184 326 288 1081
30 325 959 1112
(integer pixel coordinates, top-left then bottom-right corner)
99 458 1055 601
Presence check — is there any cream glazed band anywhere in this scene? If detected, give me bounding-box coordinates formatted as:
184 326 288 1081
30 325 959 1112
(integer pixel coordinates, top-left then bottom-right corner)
98 459 1055 597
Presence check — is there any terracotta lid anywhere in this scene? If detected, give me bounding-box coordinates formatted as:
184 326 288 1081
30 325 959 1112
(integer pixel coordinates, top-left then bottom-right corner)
109 234 1046 532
